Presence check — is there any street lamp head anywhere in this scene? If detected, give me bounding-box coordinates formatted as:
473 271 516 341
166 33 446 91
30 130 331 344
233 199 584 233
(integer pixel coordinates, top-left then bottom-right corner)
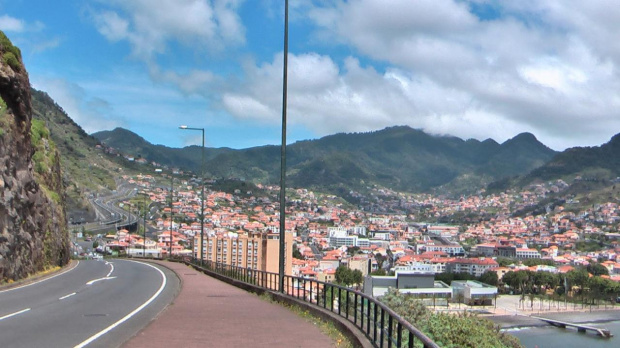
179 125 188 129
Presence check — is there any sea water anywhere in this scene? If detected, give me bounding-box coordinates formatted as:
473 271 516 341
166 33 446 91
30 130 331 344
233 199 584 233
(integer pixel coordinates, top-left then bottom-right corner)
509 321 620 348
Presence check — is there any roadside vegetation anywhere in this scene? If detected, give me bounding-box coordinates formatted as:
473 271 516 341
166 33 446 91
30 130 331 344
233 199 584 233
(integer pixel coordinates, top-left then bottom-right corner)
259 293 354 348
380 289 523 348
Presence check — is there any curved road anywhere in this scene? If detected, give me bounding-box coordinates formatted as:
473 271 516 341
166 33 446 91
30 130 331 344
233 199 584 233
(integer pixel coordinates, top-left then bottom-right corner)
0 260 179 348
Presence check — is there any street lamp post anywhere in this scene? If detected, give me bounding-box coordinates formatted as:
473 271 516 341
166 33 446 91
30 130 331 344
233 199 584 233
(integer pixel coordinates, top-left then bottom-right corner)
180 125 205 266
278 0 289 294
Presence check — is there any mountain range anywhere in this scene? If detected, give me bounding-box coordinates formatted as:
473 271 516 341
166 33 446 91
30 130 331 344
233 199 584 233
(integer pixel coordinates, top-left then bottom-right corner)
93 126 559 195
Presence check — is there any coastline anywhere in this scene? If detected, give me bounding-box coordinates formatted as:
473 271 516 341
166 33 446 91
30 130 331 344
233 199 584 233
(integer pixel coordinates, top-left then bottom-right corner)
430 295 620 330
487 310 620 330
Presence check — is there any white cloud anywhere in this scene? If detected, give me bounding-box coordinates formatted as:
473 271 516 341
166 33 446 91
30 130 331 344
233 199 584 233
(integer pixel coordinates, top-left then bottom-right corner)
91 0 245 59
286 0 620 149
31 78 124 134
0 15 24 32
90 0 245 95
94 11 129 42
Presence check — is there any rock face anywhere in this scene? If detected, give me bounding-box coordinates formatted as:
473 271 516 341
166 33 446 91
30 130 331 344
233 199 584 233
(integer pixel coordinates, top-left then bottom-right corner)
0 32 69 282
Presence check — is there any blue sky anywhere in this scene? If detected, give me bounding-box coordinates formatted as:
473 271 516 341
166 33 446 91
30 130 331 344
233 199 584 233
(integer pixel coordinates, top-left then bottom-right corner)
1 0 620 151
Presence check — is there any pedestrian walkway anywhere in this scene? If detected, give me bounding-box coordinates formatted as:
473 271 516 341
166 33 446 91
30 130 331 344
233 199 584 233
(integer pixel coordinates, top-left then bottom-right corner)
123 261 337 348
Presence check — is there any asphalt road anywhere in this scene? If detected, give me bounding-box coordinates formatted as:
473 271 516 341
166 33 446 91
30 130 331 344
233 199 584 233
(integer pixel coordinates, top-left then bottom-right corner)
0 259 180 348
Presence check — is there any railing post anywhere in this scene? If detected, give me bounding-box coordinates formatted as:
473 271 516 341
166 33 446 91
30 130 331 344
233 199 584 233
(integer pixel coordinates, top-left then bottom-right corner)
373 302 378 343
387 314 393 348
366 300 371 337
408 331 414 348
346 290 350 320
380 307 385 348
397 322 402 348
354 293 358 325
338 288 342 316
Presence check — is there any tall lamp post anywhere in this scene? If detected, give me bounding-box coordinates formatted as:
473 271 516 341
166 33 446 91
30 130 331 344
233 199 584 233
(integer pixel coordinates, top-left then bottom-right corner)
179 125 205 266
278 0 289 293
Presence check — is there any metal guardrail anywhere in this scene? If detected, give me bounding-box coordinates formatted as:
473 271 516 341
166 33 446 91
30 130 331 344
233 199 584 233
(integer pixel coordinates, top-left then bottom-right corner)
185 258 439 348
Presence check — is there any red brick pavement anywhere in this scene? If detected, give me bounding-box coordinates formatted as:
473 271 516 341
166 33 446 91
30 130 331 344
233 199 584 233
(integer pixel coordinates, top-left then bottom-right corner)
123 261 337 348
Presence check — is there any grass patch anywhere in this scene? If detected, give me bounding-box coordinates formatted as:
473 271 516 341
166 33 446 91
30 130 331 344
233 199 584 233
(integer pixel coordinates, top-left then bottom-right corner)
258 292 354 348
0 265 63 286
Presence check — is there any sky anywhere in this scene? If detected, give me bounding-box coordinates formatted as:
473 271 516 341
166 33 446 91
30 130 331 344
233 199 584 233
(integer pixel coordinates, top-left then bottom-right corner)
1 0 620 151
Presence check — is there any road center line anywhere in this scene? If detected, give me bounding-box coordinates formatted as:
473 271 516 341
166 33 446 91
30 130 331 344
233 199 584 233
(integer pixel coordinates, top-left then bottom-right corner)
59 292 77 300
106 262 114 277
0 308 31 321
74 261 167 348
86 276 116 285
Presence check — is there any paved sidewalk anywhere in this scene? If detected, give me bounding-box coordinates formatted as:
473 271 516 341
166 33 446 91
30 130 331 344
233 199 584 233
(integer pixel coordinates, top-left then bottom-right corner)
123 261 336 348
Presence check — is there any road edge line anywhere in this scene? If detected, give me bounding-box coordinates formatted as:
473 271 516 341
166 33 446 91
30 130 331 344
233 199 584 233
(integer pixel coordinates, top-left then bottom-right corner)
73 260 167 348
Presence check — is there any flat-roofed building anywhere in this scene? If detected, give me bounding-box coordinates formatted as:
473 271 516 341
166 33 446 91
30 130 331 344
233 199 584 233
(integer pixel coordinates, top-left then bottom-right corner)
451 280 497 305
363 271 452 306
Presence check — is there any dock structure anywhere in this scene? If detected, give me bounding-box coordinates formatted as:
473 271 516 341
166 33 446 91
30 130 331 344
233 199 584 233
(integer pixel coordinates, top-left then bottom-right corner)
531 316 613 338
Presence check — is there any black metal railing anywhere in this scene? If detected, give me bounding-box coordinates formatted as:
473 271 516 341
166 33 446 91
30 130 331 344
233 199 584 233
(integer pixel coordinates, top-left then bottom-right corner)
186 258 439 348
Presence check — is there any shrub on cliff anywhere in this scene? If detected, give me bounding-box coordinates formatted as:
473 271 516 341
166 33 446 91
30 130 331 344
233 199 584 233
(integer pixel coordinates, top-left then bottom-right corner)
0 31 22 71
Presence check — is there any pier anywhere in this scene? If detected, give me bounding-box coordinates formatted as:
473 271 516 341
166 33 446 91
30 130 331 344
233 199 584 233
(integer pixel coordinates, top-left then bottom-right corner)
532 316 613 338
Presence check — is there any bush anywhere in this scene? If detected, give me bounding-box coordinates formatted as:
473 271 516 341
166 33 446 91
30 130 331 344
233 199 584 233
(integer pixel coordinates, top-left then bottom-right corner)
380 289 523 348
2 51 20 71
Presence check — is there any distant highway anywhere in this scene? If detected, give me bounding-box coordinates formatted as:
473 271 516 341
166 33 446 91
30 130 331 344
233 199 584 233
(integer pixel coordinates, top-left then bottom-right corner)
79 183 142 233
0 260 179 348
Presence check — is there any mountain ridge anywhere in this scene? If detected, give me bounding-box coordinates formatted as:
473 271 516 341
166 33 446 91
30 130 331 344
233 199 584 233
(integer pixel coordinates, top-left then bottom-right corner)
93 125 558 194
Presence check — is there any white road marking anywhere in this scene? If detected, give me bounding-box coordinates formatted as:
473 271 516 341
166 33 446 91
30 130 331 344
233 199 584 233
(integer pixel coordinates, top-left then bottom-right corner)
0 261 80 294
106 262 114 277
86 276 117 285
0 308 31 321
74 261 167 348
59 292 77 300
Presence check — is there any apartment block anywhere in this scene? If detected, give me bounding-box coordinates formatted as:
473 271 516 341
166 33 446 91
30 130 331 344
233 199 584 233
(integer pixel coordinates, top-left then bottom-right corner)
194 231 293 275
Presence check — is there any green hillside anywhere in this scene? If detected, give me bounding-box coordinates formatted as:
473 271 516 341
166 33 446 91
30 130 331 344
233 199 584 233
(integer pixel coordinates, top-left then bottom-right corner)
31 89 144 213
94 125 558 195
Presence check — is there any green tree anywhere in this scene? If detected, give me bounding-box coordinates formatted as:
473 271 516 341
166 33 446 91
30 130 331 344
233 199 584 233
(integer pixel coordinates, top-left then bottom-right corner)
479 270 499 286
587 262 609 276
335 266 361 286
292 243 302 259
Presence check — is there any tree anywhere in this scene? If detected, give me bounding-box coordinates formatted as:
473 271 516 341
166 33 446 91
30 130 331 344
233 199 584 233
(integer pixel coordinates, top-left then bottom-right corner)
346 246 360 256
335 266 361 286
479 270 499 286
587 262 609 276
567 268 589 300
374 253 386 269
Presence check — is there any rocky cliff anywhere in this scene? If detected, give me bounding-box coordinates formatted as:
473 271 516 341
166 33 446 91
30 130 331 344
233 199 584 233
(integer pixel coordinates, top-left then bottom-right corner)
0 31 69 282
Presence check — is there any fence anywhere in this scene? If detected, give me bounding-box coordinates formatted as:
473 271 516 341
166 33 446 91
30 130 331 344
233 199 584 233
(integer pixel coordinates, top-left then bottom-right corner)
185 258 439 348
